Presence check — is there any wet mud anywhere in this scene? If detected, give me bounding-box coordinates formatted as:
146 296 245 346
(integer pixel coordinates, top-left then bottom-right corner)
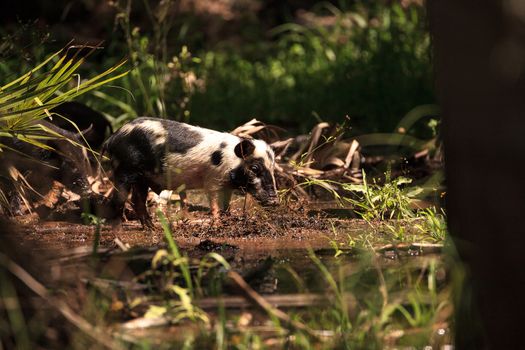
13 192 369 257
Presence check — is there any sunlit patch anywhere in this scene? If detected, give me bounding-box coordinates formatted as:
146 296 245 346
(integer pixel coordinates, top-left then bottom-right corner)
120 120 167 146
119 123 135 135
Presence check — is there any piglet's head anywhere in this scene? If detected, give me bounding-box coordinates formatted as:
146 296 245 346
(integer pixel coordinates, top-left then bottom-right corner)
230 139 279 206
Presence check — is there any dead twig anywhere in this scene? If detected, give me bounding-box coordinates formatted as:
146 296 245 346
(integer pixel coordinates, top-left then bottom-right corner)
0 252 124 350
196 292 355 310
375 242 443 254
227 270 322 340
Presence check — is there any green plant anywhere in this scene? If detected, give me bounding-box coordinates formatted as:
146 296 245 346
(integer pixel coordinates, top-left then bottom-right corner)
80 213 105 256
0 45 127 146
0 270 30 349
157 210 194 293
281 249 452 348
141 211 232 327
392 259 449 331
105 0 201 128
343 170 422 221
0 44 127 212
383 222 409 242
415 206 447 242
143 212 208 325
189 2 433 132
308 248 351 336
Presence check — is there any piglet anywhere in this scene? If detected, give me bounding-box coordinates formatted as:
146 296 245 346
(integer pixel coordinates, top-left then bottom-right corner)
102 117 278 228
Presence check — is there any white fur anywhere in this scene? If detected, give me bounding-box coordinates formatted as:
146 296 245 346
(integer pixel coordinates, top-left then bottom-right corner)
121 121 276 195
120 120 167 146
252 139 276 190
161 128 242 192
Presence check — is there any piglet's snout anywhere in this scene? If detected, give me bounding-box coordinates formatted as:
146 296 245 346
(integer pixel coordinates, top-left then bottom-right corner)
260 190 279 207
266 196 279 206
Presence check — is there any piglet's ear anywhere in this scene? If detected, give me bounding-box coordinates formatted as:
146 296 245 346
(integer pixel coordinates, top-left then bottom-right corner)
234 139 255 159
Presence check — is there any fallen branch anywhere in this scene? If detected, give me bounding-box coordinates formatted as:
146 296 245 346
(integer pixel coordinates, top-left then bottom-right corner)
375 242 443 254
120 316 171 330
227 270 323 340
197 292 356 310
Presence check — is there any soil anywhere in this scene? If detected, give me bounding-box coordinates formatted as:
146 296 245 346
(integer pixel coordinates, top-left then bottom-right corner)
1 191 449 349
13 192 370 258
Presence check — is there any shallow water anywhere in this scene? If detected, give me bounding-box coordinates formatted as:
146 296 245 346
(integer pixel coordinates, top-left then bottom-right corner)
10 197 451 348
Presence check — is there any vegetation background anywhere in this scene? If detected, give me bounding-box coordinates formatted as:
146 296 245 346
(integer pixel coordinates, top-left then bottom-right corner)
0 0 434 135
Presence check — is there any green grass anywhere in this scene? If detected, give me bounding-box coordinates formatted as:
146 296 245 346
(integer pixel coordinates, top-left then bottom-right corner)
113 212 449 348
342 170 422 221
0 198 451 349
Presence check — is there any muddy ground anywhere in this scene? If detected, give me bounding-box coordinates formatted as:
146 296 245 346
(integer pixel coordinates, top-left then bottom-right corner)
11 189 441 272
14 192 363 253
1 191 449 349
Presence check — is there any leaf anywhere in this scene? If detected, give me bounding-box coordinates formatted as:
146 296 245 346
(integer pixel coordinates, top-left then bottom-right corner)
405 186 423 198
151 249 169 269
395 177 413 186
15 134 55 151
170 285 192 310
203 252 231 270
0 44 128 153
144 305 167 319
342 183 366 193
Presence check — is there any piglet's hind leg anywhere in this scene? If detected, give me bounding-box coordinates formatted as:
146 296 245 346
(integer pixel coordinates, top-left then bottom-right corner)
131 182 154 229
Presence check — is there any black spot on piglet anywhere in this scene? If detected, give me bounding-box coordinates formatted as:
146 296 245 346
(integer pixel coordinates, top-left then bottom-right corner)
211 150 223 166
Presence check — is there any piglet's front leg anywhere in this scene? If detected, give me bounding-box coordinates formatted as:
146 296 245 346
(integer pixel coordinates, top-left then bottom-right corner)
208 189 234 219
208 191 221 219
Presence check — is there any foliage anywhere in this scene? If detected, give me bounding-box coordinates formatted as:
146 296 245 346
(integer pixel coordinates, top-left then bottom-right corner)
189 2 433 132
297 169 446 244
116 244 450 349
415 206 448 242
0 2 449 348
0 45 127 212
0 205 451 349
342 170 422 221
81 213 105 256
138 211 231 326
324 254 448 348
0 2 433 136
91 0 202 130
0 45 127 148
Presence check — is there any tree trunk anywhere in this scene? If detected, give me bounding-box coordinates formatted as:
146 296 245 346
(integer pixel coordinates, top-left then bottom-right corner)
429 0 525 348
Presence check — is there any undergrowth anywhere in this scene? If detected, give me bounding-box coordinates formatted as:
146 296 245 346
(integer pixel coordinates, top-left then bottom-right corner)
97 211 451 349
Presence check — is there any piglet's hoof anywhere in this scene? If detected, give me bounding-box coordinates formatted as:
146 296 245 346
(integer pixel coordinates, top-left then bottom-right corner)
108 219 124 232
209 216 225 228
141 218 157 232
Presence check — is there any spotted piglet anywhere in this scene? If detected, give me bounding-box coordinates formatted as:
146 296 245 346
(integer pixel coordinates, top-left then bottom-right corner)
102 117 278 228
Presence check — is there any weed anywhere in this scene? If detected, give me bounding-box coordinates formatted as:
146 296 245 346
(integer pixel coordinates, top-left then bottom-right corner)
81 213 105 256
0 271 30 349
285 249 452 348
384 222 410 242
138 211 233 327
343 170 422 221
157 210 194 293
415 207 447 242
0 45 127 146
